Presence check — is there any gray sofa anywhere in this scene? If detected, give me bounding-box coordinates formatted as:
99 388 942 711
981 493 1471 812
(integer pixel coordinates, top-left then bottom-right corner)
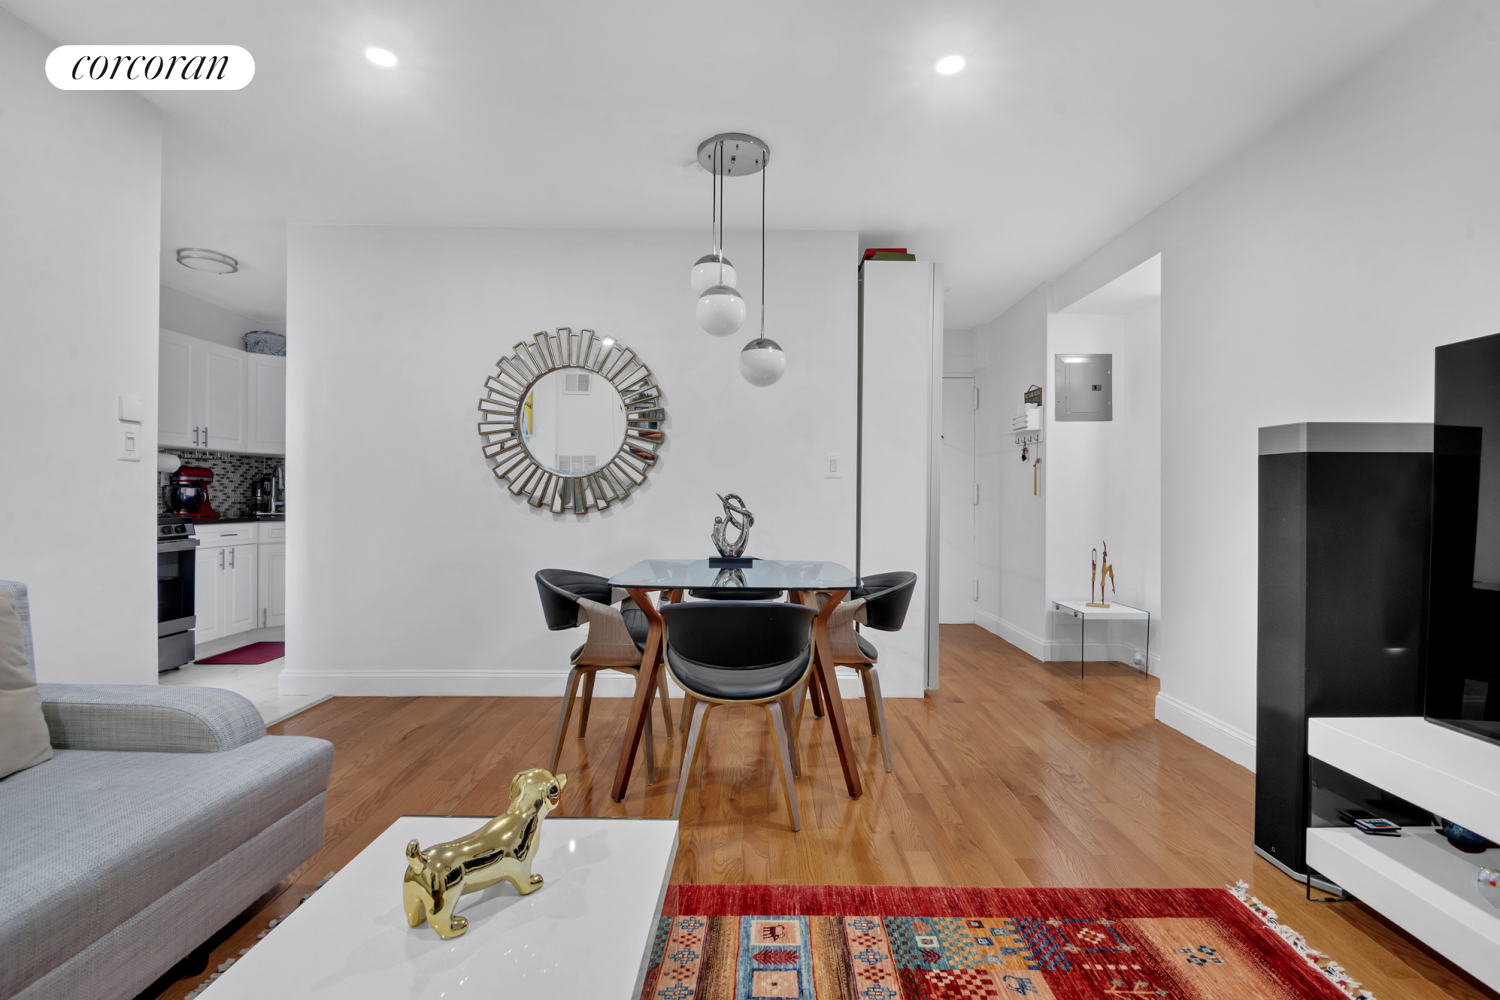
0 581 334 1000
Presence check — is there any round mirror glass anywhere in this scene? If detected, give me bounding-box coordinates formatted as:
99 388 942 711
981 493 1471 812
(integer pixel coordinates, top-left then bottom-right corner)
519 368 626 476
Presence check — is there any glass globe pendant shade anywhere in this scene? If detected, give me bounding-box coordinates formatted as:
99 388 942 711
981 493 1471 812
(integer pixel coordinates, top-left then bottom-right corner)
696 284 746 337
739 337 786 386
690 253 736 295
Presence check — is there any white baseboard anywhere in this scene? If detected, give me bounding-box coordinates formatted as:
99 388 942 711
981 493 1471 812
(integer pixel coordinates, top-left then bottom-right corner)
1154 692 1256 771
280 668 872 700
974 610 1046 661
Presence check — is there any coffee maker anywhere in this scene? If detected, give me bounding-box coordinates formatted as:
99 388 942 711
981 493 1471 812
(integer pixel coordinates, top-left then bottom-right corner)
164 466 219 519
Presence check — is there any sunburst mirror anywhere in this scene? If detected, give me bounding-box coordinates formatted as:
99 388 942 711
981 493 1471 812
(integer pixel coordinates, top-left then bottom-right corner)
478 328 665 514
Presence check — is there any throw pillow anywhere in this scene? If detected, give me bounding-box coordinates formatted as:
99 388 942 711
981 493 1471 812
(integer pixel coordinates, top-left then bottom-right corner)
0 590 52 779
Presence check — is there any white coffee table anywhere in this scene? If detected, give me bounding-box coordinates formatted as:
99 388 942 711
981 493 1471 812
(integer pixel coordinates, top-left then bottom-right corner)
201 816 678 999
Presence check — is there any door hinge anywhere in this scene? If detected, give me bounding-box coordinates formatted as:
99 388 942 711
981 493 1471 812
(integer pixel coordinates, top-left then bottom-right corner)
973 483 980 505
972 579 979 601
972 386 979 410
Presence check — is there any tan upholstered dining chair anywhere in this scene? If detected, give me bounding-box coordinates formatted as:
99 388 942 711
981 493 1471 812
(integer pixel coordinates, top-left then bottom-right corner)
535 569 673 783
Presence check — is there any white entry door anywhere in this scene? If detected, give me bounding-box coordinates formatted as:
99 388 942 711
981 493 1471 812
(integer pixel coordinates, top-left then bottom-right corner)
940 377 977 623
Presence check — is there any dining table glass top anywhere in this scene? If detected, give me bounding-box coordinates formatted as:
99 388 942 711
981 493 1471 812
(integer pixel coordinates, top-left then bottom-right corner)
608 558 858 591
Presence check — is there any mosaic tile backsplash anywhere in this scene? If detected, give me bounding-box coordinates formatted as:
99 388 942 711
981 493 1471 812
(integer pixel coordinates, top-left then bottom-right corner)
158 450 285 520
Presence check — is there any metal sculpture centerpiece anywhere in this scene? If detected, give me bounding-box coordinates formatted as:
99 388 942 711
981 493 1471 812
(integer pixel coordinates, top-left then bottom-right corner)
478 328 665 514
403 768 567 939
711 492 754 558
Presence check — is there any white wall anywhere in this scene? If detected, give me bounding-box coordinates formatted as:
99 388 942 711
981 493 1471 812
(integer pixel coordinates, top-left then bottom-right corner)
971 286 1050 657
0 10 162 683
281 226 860 697
1045 302 1161 668
976 0 1500 770
160 285 275 351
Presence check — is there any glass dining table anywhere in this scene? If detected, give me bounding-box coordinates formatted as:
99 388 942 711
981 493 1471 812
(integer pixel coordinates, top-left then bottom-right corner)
606 558 866 801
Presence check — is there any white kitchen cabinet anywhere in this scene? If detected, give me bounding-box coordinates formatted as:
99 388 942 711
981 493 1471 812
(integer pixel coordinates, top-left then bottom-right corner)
247 354 287 454
201 343 248 452
258 542 286 628
194 528 261 645
159 330 277 455
159 333 194 448
225 543 258 635
193 544 225 644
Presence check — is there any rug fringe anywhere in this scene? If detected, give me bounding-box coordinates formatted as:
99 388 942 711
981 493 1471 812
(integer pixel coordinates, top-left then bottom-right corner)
1227 881 1378 1000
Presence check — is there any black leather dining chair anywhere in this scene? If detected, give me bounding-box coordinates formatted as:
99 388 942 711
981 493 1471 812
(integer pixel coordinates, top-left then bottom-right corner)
535 569 672 783
805 571 917 772
662 600 816 831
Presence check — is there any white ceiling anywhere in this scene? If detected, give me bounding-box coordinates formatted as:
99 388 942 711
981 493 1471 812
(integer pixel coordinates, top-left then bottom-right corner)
7 0 1442 329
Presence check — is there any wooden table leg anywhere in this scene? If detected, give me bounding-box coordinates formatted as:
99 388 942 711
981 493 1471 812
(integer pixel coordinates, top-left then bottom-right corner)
610 587 664 802
807 589 863 799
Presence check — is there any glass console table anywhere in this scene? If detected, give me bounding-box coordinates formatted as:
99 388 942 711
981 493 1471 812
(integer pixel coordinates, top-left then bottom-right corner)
1051 600 1151 679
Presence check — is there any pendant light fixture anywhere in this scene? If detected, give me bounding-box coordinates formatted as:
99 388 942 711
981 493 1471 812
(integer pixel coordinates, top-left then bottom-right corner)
739 159 786 386
694 135 764 339
690 156 735 295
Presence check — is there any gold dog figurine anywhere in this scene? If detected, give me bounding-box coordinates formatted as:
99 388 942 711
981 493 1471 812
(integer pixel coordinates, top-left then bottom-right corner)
403 768 567 939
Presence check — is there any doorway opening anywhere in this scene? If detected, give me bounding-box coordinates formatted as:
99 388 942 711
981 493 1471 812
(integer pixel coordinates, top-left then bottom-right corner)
1045 254 1162 673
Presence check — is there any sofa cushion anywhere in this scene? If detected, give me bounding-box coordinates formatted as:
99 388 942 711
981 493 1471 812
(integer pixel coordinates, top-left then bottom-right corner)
0 590 51 779
0 736 333 999
38 683 266 753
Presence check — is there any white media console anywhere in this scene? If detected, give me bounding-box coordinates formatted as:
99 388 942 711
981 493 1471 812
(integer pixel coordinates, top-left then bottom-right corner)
1306 717 1500 991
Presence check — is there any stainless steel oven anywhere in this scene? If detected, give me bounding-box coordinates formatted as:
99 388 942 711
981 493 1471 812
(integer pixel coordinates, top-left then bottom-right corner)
158 515 198 670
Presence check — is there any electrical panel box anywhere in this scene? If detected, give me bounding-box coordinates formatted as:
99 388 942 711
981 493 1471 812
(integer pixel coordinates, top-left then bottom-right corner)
1054 354 1112 421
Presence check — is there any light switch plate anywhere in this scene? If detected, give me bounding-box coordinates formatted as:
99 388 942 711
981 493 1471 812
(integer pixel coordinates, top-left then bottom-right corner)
118 394 144 423
825 452 842 479
117 424 141 461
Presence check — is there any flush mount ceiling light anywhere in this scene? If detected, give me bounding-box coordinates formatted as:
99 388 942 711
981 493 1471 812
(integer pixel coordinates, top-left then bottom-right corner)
935 55 966 75
365 47 398 67
175 248 238 274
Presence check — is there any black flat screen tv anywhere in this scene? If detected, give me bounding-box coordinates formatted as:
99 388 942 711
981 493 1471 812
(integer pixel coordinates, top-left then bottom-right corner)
1425 332 1500 744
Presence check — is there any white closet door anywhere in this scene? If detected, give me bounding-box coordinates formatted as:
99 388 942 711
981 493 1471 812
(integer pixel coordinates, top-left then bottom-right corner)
939 377 976 623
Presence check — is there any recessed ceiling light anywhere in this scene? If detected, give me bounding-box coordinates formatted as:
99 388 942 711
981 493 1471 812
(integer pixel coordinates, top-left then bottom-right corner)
176 248 238 274
365 47 398 67
935 55 966 75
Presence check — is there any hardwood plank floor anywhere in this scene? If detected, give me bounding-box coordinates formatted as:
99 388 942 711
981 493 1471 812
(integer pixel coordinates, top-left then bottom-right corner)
146 625 1497 999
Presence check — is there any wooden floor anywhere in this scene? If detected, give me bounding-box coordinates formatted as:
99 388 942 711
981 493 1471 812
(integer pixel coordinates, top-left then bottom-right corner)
148 625 1495 999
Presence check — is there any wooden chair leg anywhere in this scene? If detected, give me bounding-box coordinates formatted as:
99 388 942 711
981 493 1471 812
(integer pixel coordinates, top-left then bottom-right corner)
643 694 656 785
778 694 801 777
657 668 675 738
681 693 696 733
673 699 712 820
577 671 597 737
549 666 583 774
866 666 893 773
859 667 879 733
808 665 826 718
766 704 803 831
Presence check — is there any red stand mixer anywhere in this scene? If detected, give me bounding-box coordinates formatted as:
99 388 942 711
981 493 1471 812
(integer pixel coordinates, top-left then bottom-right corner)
164 466 219 519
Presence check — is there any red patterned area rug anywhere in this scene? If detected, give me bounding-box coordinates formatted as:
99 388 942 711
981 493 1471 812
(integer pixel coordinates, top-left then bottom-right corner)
641 883 1374 1000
